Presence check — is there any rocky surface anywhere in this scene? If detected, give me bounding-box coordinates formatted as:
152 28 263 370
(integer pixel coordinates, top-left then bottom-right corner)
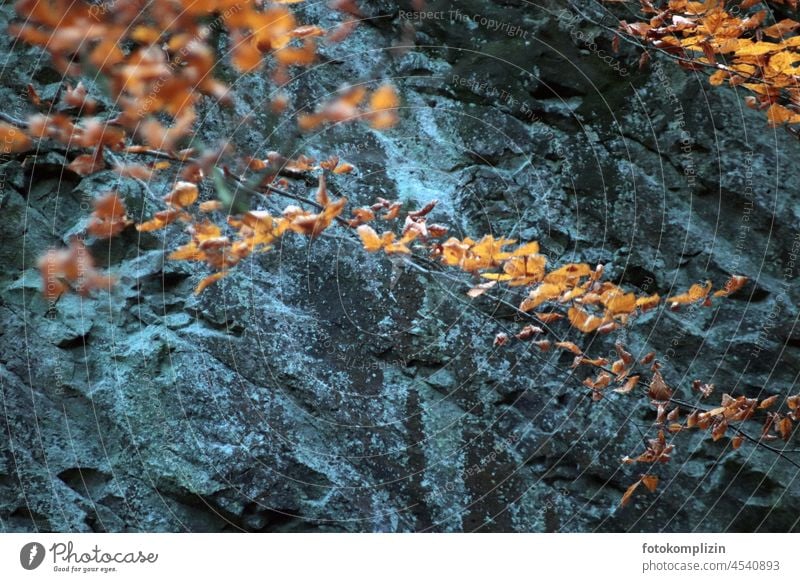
1 1 798 532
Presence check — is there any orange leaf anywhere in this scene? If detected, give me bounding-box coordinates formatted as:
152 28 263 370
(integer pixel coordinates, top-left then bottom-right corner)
648 370 672 401
713 275 748 297
567 306 604 333
68 145 105 176
356 225 383 252
0 122 32 153
640 474 658 493
367 83 400 129
195 271 229 294
620 479 641 507
603 290 636 315
555 341 582 355
86 192 131 239
759 395 779 409
521 283 562 312
667 281 711 306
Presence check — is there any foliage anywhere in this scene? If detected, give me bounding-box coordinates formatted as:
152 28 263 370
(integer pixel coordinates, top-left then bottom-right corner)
612 0 800 129
5 0 795 510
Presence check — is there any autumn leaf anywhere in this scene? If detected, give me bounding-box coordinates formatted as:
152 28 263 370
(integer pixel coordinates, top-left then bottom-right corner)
163 181 199 208
777 416 794 441
567 306 603 333
635 293 660 311
521 283 562 312
648 370 672 401
86 192 132 239
515 324 543 340
555 341 582 355
641 474 658 493
68 145 105 176
667 281 711 306
759 395 779 409
357 224 383 252
467 280 497 298
0 121 32 153
367 83 400 129
38 238 115 301
603 290 636 315
137 208 189 232
195 271 229 294
620 479 641 507
615 375 640 395
713 275 748 297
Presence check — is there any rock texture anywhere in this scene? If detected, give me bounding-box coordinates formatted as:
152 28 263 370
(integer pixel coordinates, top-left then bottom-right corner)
1 1 799 532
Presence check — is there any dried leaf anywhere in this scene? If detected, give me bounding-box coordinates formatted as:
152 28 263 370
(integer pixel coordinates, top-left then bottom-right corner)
620 479 641 507
648 370 672 401
555 341 582 355
615 375 640 394
640 474 658 493
0 122 32 153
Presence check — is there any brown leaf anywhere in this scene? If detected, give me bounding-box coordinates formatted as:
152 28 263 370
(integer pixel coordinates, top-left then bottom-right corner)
648 370 672 401
759 395 779 409
356 224 383 252
615 375 640 394
68 145 105 176
535 311 564 324
640 474 658 493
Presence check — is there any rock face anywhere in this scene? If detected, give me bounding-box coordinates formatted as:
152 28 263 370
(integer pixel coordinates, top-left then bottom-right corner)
1 1 799 532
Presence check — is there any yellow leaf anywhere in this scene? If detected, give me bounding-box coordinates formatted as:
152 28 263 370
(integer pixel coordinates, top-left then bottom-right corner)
708 69 727 86
766 103 800 126
734 40 782 56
